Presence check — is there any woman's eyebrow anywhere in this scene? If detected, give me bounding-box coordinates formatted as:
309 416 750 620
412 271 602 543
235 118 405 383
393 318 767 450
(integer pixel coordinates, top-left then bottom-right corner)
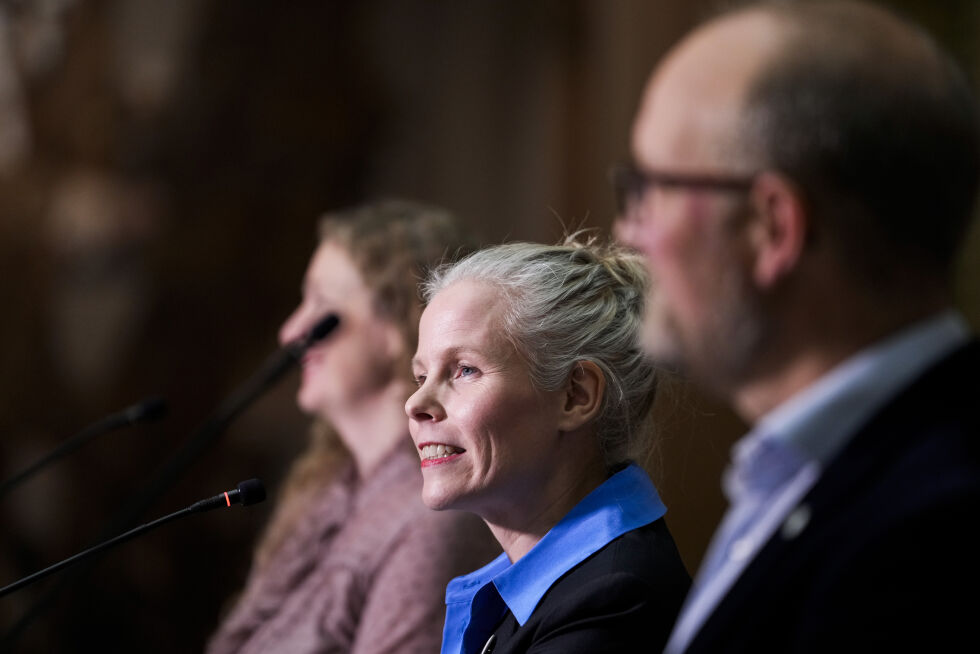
412 346 475 370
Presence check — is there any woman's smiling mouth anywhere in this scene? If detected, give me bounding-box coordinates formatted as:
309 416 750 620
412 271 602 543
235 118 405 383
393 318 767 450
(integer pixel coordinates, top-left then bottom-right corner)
418 443 465 467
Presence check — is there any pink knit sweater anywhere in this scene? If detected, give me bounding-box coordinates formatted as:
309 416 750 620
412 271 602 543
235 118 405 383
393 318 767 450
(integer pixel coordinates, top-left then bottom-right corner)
207 443 499 654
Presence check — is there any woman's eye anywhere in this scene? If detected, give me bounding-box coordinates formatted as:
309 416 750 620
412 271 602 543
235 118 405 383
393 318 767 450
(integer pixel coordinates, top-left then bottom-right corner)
413 374 426 387
458 365 477 377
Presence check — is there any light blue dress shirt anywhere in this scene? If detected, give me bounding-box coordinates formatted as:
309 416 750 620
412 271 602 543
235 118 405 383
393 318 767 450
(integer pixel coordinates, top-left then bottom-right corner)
664 309 971 653
440 462 667 654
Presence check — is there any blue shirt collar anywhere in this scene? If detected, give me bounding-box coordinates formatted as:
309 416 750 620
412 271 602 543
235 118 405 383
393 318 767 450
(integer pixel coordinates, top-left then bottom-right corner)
442 463 666 653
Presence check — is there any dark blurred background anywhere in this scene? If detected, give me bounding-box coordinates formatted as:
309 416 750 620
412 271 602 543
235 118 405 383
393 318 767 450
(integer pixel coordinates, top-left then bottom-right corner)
0 1 978 651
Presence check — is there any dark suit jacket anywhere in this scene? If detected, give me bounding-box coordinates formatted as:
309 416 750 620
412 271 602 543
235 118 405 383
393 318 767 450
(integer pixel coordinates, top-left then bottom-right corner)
686 341 980 653
483 517 691 654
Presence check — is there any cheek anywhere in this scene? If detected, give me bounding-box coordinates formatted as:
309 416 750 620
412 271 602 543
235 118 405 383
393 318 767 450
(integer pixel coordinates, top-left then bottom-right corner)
451 394 495 443
487 389 555 451
453 388 538 448
646 197 728 299
338 321 396 372
298 347 332 397
635 198 695 268
643 222 701 311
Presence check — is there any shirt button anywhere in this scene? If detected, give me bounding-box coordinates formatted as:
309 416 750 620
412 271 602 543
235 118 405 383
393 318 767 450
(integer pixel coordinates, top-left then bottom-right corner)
781 505 811 540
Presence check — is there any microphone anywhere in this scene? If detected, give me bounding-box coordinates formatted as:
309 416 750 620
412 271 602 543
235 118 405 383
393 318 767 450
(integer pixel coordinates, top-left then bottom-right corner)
0 316 337 646
300 314 340 349
0 479 266 598
276 313 341 372
187 478 267 512
0 396 169 497
109 313 339 529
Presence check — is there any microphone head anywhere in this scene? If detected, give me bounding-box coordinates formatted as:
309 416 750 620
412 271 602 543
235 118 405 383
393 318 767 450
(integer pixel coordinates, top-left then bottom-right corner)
124 396 169 425
309 314 340 344
135 396 168 423
236 479 266 506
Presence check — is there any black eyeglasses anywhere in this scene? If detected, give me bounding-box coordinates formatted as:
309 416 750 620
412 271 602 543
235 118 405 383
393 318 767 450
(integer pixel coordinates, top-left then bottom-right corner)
609 162 756 215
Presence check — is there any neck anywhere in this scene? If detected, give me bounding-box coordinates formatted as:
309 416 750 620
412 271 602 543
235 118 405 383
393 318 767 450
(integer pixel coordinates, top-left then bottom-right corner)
483 448 607 563
733 288 949 423
325 380 413 478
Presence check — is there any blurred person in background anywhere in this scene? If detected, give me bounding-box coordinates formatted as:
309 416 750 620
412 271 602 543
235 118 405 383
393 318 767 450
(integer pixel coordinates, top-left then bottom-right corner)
406 238 691 654
615 1 980 651
207 200 499 654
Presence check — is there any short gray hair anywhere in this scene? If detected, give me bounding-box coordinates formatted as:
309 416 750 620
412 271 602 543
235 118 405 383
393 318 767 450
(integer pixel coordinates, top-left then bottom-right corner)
422 236 657 468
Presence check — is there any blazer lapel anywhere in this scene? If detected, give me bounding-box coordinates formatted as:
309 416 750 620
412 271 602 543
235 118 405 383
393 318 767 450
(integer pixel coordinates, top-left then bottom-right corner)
687 341 980 653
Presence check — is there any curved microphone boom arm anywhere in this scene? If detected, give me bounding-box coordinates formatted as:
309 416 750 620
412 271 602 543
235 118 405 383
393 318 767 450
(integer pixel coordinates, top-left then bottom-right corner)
111 313 339 531
0 480 266 598
0 396 168 498
0 314 338 648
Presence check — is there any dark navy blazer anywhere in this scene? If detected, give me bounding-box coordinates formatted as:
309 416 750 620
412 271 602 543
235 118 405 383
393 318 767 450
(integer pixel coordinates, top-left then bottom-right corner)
485 518 691 654
685 341 980 653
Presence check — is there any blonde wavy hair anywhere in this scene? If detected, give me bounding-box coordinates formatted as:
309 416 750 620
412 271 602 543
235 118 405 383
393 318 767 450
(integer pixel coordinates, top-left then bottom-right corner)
254 200 472 568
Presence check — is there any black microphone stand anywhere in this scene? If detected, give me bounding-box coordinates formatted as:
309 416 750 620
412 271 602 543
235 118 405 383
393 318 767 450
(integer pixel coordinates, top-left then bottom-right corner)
0 315 338 648
0 396 167 498
0 480 266 598
109 314 336 536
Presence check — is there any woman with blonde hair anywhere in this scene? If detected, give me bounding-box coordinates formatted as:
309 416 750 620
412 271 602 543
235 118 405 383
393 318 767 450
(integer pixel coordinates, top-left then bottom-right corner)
208 200 499 654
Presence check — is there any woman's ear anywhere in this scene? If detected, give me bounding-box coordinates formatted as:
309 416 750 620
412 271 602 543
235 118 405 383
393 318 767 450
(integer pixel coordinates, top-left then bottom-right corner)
557 361 605 432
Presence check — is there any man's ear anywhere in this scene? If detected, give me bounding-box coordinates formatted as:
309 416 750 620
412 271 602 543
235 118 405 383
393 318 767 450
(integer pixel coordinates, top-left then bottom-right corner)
747 171 808 288
557 361 605 432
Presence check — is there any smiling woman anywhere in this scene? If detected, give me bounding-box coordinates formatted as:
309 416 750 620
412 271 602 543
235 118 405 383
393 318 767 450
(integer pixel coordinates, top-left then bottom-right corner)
406 237 692 654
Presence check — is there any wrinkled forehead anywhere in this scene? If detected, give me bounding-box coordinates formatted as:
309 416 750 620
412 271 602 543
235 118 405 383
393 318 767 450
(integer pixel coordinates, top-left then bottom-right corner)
632 10 787 170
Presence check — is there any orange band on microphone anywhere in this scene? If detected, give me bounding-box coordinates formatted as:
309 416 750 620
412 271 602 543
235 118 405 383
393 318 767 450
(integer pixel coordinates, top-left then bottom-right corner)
224 491 231 507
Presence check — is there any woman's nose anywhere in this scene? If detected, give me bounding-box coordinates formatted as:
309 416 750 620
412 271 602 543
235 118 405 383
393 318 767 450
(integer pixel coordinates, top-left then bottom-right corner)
405 384 442 422
278 306 307 346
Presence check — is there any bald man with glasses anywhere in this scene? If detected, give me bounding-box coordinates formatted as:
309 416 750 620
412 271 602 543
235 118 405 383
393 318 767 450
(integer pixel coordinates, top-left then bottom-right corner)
615 1 980 652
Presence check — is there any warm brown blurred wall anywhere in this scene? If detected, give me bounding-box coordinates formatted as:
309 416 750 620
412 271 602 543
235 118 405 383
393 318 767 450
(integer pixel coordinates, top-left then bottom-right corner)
0 1 977 651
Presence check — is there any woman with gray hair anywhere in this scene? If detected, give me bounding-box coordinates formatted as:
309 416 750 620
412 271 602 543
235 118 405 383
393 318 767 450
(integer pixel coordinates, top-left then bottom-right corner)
405 237 691 654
